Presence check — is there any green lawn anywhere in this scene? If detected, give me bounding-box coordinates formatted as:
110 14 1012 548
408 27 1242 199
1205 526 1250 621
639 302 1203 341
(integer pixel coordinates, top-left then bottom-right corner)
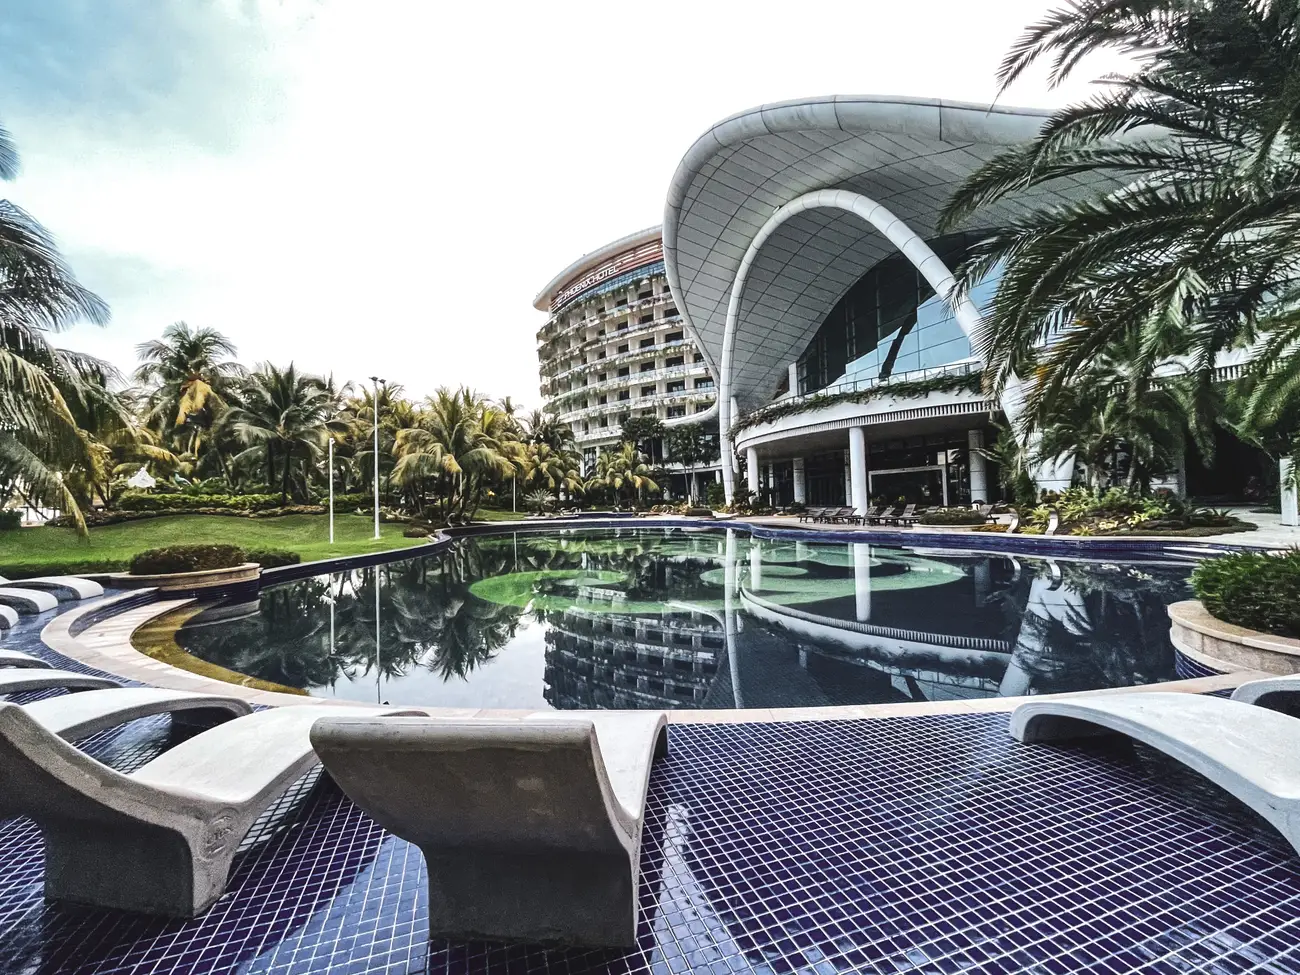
0 513 430 578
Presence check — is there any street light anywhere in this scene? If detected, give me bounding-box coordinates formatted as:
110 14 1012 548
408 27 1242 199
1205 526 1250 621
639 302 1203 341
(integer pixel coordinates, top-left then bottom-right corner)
369 376 386 540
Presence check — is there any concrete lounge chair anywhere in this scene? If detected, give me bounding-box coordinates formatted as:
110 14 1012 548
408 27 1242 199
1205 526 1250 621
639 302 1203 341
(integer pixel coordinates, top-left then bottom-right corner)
0 648 53 669
0 587 59 615
309 710 669 947
0 605 15 630
0 668 120 695
1231 675 1300 714
0 702 423 917
0 573 103 601
1010 692 1300 857
23 687 253 741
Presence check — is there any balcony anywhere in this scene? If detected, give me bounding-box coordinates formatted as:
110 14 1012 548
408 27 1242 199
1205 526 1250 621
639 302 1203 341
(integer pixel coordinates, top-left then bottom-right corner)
538 291 676 348
540 336 693 391
546 364 705 407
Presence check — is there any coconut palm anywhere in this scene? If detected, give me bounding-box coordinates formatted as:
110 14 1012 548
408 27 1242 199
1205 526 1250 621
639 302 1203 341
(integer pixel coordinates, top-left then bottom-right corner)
523 441 583 495
585 441 659 506
940 0 1300 442
521 408 575 452
391 386 520 523
0 120 116 532
226 362 344 505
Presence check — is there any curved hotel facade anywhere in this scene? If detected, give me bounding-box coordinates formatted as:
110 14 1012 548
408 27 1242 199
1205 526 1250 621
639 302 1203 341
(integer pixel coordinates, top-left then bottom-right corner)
535 229 721 491
662 95 1116 509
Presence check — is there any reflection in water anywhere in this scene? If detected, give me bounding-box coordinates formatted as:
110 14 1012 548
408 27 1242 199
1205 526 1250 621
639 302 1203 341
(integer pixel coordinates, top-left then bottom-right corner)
176 528 1192 710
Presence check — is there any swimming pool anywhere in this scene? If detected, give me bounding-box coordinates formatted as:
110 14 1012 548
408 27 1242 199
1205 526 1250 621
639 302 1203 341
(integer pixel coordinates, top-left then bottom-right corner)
173 527 1194 710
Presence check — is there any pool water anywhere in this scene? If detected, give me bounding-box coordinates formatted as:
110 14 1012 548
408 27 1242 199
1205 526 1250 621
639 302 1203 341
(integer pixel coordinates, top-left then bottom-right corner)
175 528 1194 710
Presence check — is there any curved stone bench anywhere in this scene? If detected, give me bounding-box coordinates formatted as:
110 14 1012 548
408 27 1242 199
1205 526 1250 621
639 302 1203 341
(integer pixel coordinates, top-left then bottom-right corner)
1010 692 1300 856
0 702 424 917
310 710 668 947
23 687 253 741
0 574 103 601
0 587 59 615
0 649 52 669
0 606 17 630
0 668 120 695
1231 675 1300 714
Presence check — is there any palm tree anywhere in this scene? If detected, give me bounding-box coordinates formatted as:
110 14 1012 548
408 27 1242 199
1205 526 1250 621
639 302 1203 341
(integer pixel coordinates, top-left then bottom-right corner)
391 387 520 523
0 120 116 532
134 322 245 477
522 441 583 496
521 408 575 452
585 442 659 506
227 363 343 505
939 0 1300 446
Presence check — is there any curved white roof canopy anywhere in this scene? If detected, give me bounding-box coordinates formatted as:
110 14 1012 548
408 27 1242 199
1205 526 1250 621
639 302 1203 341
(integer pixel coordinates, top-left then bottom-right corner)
663 95 1112 414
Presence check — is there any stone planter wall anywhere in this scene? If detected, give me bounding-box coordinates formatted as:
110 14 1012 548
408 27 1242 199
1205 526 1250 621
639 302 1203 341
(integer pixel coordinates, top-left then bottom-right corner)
1167 599 1300 675
914 523 984 533
110 562 261 594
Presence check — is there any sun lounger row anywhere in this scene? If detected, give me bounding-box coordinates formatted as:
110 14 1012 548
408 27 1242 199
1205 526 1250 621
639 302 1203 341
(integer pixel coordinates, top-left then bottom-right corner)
0 573 104 623
796 504 926 526
0 660 669 946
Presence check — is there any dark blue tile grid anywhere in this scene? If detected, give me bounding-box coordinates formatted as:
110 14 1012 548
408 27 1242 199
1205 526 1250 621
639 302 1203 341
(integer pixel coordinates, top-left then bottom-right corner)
1174 649 1224 680
4 714 1300 975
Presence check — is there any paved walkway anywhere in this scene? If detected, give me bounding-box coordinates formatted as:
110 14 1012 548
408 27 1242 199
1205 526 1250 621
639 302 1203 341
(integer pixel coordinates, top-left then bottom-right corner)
741 506 1300 549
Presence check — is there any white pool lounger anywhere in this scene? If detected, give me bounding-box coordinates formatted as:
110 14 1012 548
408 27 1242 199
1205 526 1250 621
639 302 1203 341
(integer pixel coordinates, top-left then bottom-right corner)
0 649 53 669
1010 692 1300 857
0 606 16 630
1231 675 1300 712
23 687 253 740
0 574 103 601
0 702 424 917
0 668 120 695
0 587 59 615
310 710 669 947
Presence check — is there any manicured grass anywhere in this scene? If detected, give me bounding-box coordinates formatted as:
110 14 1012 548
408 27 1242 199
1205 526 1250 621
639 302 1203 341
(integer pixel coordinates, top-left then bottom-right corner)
0 513 428 578
472 508 528 522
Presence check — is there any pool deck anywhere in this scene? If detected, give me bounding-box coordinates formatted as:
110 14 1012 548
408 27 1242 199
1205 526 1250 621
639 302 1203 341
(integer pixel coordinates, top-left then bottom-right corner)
4 536 1300 974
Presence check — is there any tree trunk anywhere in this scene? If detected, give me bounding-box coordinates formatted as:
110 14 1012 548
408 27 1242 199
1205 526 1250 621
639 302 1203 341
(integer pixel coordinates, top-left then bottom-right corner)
280 444 292 506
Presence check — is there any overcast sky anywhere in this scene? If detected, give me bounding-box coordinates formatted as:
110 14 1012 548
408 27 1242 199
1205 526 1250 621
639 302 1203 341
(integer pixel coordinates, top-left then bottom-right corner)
3 0 1119 408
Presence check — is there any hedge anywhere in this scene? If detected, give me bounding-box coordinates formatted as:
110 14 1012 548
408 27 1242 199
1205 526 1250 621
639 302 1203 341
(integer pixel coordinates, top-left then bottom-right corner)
116 491 374 513
129 544 248 575
917 508 987 526
1191 550 1300 638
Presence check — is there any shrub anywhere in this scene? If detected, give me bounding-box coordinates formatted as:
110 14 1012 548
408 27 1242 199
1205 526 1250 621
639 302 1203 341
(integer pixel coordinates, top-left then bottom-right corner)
117 491 282 513
1191 550 1300 638
524 489 556 514
129 544 248 576
706 482 726 508
243 548 301 569
403 525 433 538
0 509 20 530
918 508 986 526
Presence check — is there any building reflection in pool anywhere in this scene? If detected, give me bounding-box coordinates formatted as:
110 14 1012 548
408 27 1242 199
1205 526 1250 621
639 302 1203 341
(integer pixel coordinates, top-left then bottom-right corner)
174 529 1192 710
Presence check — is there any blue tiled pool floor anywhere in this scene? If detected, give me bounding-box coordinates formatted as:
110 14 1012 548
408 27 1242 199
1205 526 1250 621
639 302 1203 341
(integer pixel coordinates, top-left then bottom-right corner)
1 708 1298 975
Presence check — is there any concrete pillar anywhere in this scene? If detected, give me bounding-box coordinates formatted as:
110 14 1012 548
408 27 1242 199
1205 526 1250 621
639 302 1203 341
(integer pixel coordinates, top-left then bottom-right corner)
1151 449 1187 498
749 541 763 591
788 362 799 395
724 529 743 708
852 542 871 622
848 427 869 516
1283 459 1298 527
746 448 760 495
792 457 807 504
967 429 988 503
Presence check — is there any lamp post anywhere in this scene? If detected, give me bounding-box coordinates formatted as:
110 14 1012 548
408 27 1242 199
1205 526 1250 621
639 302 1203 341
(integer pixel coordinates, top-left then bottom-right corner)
369 376 385 540
327 438 335 545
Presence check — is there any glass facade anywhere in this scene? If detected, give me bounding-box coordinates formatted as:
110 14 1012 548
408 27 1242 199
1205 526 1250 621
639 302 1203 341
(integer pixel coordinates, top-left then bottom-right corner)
796 233 1001 395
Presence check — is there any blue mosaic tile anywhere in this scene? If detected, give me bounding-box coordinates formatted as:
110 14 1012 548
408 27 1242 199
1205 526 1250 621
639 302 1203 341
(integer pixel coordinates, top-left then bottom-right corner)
2 713 1299 974
1174 649 1224 680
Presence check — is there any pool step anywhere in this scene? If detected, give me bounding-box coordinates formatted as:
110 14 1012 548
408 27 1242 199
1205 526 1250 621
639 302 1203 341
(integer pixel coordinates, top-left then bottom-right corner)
1162 546 1227 561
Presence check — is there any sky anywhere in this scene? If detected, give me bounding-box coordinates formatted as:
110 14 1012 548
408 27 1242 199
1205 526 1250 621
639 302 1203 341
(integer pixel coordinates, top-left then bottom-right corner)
2 0 1123 408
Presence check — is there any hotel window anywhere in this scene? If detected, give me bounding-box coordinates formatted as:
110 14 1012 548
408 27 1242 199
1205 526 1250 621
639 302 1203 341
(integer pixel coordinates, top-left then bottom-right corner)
665 331 684 343
638 290 652 300
695 403 711 413
639 337 655 348
597 351 606 359
616 298 628 307
666 356 684 368
693 353 704 363
639 314 654 325
600 417 609 427
617 391 630 401
666 406 686 418
597 373 606 382
640 362 655 373
640 385 657 397
618 367 630 377
664 306 678 317
666 380 686 394
598 395 607 405
582 422 590 432
695 378 714 389
617 343 629 353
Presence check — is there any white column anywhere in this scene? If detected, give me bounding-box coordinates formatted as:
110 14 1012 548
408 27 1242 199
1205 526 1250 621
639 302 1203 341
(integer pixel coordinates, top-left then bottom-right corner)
848 427 869 516
852 542 871 622
749 541 763 591
746 448 760 494
788 362 799 394
967 429 988 503
792 457 807 504
1283 459 1298 526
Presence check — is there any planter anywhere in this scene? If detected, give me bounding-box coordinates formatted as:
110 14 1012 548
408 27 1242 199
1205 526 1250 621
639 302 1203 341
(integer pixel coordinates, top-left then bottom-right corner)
111 562 261 594
1167 600 1300 675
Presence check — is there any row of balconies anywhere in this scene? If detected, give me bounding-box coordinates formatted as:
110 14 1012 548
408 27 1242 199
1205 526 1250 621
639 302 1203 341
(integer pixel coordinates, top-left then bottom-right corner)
541 337 689 389
549 364 710 407
539 311 684 366
559 388 716 426
537 290 674 346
